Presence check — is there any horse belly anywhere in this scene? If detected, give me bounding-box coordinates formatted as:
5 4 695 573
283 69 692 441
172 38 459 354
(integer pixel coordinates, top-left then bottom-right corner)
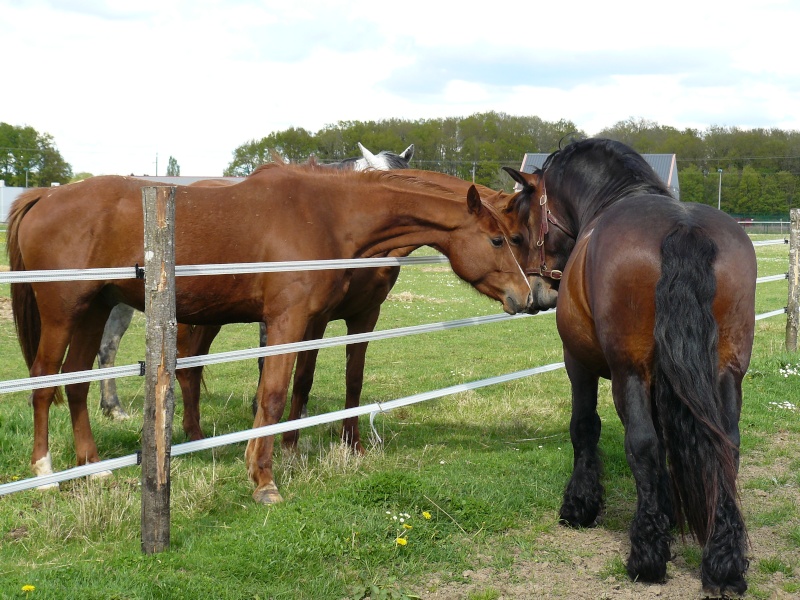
555 279 610 378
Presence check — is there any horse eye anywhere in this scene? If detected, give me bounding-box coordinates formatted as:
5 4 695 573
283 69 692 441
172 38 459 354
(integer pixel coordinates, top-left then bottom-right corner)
510 234 523 246
491 237 504 248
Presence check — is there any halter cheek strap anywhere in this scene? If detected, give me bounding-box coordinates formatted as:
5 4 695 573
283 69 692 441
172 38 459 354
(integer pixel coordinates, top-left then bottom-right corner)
526 179 574 281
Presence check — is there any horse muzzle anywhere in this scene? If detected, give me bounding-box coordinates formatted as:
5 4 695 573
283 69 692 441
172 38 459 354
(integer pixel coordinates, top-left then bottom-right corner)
502 289 534 315
525 277 559 314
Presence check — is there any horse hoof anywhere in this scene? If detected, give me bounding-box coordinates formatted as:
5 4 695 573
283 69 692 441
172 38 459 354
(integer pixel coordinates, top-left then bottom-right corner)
252 483 283 504
32 452 58 489
105 406 131 421
280 441 299 454
701 575 747 598
36 480 60 491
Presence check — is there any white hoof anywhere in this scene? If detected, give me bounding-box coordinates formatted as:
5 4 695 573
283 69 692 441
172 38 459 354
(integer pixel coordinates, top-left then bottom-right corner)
32 453 60 491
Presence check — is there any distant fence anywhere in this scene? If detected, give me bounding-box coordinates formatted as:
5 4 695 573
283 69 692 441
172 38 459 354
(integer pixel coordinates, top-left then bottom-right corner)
738 220 793 235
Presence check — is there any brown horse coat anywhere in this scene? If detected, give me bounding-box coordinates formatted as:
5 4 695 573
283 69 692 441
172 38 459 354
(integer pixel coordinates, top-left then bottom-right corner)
8 165 532 503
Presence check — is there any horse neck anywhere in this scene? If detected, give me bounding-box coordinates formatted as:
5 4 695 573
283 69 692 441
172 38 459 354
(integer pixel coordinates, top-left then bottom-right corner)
345 183 470 258
555 165 671 235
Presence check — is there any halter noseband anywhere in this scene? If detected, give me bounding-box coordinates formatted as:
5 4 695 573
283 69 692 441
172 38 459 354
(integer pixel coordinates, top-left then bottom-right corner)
526 177 574 281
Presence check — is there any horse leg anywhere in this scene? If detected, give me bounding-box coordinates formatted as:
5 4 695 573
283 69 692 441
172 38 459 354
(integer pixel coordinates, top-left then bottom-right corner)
282 318 328 451
175 324 221 441
700 369 748 597
560 351 604 527
96 303 134 420
280 349 318 450
62 303 114 470
340 307 383 453
614 373 672 584
251 322 268 415
246 313 307 504
651 402 677 529
27 318 76 487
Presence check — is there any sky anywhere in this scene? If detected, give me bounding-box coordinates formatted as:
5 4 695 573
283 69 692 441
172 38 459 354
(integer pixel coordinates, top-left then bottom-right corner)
3 0 799 177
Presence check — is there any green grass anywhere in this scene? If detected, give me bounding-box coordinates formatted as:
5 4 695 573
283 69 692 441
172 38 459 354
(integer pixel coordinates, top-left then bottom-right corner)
0 238 798 598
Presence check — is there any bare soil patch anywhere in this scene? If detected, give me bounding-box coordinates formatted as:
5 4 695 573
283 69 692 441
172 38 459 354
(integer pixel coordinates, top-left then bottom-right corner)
418 430 800 599
0 296 12 321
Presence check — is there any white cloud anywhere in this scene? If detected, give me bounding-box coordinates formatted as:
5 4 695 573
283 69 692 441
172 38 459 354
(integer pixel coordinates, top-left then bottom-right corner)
2 0 799 176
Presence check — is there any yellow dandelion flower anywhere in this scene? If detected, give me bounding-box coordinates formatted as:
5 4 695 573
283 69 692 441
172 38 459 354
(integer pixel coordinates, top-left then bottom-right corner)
403 523 413 530
22 585 36 592
422 511 432 519
395 537 408 546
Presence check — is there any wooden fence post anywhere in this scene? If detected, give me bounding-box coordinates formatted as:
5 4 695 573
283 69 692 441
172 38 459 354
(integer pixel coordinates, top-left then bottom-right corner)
141 186 177 554
787 209 800 352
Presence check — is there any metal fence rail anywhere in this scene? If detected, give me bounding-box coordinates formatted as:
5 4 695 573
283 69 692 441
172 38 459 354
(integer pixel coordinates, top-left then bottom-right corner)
0 237 791 497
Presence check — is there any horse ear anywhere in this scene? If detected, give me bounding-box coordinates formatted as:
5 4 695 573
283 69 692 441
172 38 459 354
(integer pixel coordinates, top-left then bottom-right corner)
401 144 415 161
358 142 381 169
270 149 289 165
502 166 539 190
466 185 484 216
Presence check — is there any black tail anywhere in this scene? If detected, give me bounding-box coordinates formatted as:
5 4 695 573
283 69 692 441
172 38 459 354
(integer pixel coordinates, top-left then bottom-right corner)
652 223 740 545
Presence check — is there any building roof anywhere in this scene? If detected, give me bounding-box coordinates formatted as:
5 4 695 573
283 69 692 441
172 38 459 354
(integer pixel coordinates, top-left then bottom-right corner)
519 153 680 199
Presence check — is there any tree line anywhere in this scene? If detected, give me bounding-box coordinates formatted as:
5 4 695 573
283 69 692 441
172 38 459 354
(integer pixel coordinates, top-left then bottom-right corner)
4 115 799 217
224 114 800 218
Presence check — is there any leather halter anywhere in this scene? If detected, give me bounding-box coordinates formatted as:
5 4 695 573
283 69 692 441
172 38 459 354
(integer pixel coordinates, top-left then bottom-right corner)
526 178 574 280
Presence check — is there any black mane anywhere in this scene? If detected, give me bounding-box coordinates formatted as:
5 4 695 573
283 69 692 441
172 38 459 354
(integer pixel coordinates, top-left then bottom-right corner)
374 151 413 170
543 138 673 225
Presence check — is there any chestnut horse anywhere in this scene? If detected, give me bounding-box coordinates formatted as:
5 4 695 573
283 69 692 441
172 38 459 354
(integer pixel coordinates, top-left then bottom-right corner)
506 138 755 596
175 170 521 451
8 164 532 503
96 143 415 421
97 143 417 446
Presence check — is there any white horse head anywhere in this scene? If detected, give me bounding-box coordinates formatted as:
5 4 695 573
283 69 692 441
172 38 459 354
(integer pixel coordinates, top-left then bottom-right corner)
354 142 415 171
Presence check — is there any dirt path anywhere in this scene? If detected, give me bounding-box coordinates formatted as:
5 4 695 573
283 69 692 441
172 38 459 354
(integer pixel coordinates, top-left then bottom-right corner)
420 431 800 599
0 296 12 321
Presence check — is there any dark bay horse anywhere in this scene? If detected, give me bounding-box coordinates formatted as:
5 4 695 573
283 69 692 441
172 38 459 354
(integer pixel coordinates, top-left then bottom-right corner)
506 138 755 596
96 143 415 421
8 164 532 504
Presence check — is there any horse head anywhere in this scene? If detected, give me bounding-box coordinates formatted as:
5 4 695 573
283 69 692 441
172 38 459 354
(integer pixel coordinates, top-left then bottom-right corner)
440 184 532 315
356 142 414 171
503 166 576 314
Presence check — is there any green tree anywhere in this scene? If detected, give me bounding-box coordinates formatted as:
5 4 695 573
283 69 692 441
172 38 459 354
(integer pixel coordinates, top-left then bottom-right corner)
166 156 180 176
0 122 72 186
677 165 706 204
225 127 315 176
735 165 761 213
224 113 581 188
771 171 798 213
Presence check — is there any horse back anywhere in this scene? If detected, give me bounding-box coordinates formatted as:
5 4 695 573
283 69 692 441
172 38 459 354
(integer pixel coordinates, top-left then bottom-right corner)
12 173 369 325
556 196 755 378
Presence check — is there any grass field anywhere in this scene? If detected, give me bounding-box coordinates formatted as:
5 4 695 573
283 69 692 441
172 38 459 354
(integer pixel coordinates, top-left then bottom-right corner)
0 234 797 599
